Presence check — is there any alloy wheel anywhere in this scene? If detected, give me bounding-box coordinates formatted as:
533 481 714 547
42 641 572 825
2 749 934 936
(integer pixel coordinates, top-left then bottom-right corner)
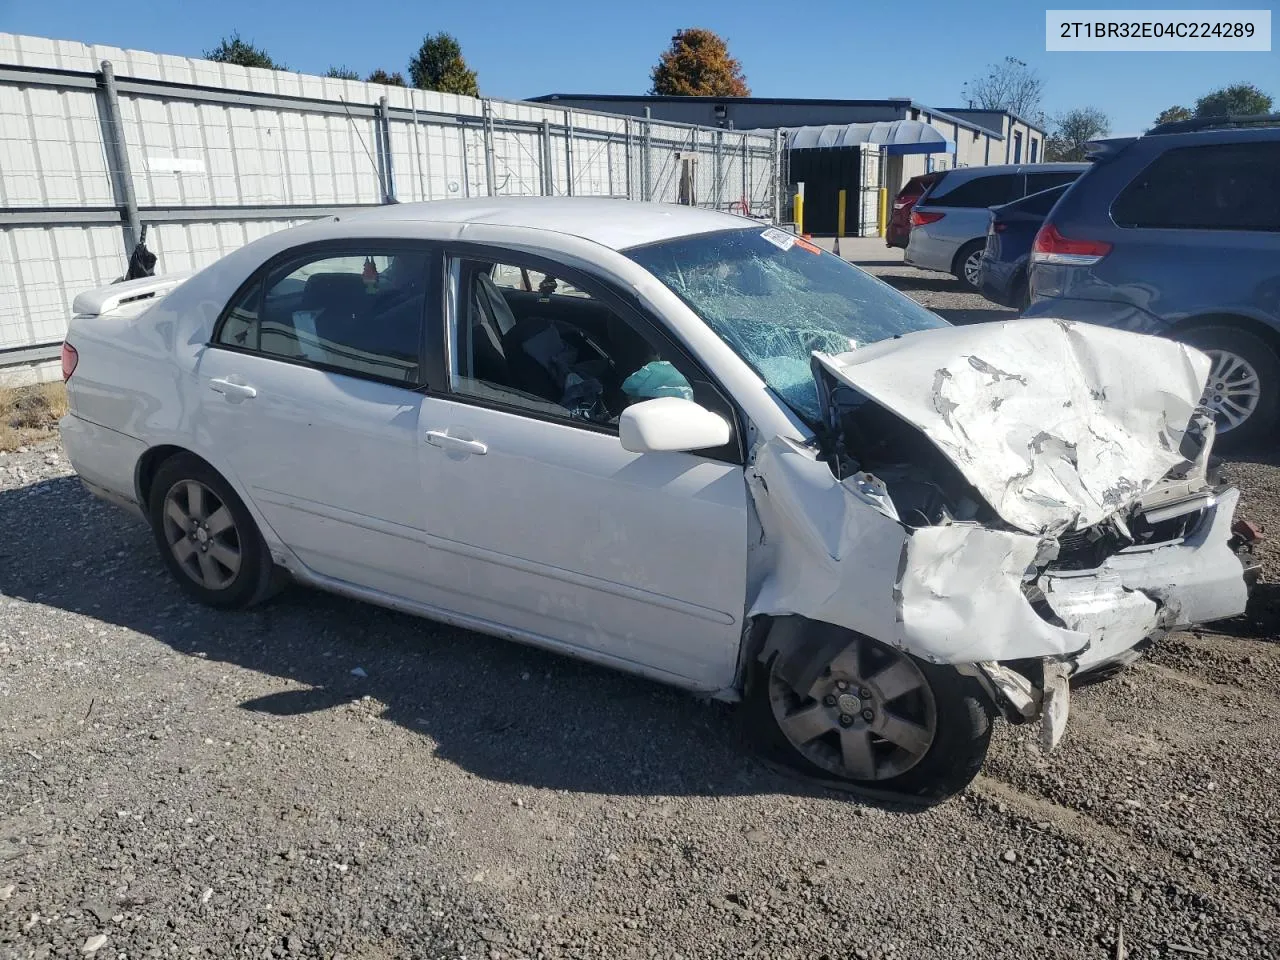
1200 348 1261 433
769 637 937 782
963 249 984 288
161 479 242 590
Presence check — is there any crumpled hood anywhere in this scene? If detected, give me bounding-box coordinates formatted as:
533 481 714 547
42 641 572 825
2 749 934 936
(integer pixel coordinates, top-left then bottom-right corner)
814 318 1211 535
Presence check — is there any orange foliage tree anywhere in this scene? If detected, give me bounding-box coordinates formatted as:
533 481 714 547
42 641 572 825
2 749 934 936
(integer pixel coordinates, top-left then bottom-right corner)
650 28 749 97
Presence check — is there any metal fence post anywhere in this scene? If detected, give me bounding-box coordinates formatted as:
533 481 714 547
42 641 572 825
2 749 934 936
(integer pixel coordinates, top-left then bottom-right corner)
96 60 141 252
482 99 497 197
564 110 575 197
740 135 748 215
376 96 396 203
642 107 653 201
773 129 784 224
624 118 634 199
539 120 553 196
714 130 723 210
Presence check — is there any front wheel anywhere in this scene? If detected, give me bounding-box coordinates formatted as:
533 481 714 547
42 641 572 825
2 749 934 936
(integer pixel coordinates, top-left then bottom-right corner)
746 629 992 804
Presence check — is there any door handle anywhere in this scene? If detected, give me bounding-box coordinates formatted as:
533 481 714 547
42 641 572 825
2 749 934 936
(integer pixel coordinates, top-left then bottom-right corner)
209 378 258 401
425 430 488 456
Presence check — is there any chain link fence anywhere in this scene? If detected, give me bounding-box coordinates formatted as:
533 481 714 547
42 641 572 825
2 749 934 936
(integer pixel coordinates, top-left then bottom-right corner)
0 33 782 375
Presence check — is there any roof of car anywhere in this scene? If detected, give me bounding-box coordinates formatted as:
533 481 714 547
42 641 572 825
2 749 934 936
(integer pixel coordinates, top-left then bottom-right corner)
938 162 1089 180
345 198 754 251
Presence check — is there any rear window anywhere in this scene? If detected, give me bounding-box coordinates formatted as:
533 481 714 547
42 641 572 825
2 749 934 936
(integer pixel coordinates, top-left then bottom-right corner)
1012 185 1068 217
926 173 1018 208
1025 170 1081 194
1112 142 1280 232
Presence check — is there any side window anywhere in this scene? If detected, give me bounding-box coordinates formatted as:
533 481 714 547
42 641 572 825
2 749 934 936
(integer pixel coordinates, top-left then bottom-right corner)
1025 170 1081 194
216 247 428 384
1112 143 1280 232
449 256 697 428
928 173 1018 208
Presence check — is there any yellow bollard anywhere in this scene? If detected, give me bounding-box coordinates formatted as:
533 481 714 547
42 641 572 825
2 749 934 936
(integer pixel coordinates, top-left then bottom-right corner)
837 189 847 238
878 187 889 237
793 193 804 235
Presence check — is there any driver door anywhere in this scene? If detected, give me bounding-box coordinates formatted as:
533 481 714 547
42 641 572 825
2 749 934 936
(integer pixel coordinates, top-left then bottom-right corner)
413 249 750 691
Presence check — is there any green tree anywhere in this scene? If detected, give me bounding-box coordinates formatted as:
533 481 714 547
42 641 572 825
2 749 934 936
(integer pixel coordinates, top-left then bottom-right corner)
408 33 479 96
1044 107 1111 161
650 28 749 96
325 65 360 80
1194 82 1273 117
366 68 407 87
1154 105 1193 126
203 32 286 70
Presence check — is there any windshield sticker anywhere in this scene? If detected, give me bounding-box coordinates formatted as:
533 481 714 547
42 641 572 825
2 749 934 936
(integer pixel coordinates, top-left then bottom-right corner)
794 236 822 255
760 227 797 251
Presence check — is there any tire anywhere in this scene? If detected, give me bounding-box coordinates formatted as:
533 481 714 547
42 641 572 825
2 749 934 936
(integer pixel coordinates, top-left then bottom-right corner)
1180 325 1280 450
147 453 278 609
744 625 992 805
952 240 986 291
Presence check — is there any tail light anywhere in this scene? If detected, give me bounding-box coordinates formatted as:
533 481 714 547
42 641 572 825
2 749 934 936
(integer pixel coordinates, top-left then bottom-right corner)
1031 223 1112 265
61 341 78 381
911 210 945 227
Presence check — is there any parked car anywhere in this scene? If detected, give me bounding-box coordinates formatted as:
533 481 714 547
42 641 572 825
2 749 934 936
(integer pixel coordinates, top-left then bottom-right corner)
60 198 1250 803
1024 116 1280 448
885 173 940 249
977 183 1071 309
906 163 1088 289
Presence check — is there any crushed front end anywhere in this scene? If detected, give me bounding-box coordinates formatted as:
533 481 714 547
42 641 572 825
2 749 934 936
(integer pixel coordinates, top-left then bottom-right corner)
746 319 1253 750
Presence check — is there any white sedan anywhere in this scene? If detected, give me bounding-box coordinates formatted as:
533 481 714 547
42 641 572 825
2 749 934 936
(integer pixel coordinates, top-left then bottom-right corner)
60 198 1250 803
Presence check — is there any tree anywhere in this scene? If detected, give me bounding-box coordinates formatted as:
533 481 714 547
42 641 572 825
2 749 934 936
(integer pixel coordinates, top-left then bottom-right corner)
960 57 1044 121
203 32 286 70
650 28 749 97
366 68 406 87
325 65 360 80
408 33 479 96
1044 107 1111 161
1193 82 1273 117
1155 105 1193 126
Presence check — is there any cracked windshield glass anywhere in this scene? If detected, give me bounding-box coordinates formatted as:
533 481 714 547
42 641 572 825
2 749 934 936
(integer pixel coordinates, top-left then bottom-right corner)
626 227 946 421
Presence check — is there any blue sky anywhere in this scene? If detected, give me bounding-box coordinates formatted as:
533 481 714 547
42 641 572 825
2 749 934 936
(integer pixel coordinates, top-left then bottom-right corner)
3 0 1276 134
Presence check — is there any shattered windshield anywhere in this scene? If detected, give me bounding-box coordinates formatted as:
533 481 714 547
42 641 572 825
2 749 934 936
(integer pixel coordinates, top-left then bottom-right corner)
625 227 947 423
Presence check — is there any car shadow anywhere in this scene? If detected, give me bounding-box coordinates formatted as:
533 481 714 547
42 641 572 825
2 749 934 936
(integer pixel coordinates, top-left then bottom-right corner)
0 475 901 807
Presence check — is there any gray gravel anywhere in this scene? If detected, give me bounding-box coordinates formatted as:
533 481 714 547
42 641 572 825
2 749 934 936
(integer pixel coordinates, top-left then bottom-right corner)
2 275 1278 960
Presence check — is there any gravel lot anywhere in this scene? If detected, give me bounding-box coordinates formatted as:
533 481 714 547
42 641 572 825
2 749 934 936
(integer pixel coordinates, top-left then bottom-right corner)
2 266 1278 960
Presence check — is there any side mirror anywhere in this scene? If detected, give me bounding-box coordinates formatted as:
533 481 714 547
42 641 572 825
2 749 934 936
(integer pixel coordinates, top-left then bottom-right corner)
618 397 731 454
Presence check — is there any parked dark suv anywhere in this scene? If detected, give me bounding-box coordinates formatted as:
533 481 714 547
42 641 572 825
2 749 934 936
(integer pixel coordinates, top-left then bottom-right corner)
1024 116 1280 447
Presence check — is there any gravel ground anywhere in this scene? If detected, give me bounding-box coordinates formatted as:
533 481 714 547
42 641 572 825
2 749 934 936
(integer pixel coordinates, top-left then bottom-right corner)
2 274 1278 960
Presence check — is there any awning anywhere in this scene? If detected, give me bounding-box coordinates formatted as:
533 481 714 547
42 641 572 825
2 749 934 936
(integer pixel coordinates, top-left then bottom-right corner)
780 120 955 155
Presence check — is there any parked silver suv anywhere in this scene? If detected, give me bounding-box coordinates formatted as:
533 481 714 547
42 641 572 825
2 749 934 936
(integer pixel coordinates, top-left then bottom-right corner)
906 163 1087 289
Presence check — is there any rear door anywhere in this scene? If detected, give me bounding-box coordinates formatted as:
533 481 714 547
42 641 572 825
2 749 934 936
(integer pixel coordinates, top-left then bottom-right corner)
196 241 433 595
412 246 750 691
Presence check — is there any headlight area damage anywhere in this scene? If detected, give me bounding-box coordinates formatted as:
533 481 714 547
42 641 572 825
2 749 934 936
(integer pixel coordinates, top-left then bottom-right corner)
746 319 1251 750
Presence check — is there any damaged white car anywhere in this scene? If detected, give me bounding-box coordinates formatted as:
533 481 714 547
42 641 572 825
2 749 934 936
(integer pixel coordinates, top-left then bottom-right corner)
60 199 1253 802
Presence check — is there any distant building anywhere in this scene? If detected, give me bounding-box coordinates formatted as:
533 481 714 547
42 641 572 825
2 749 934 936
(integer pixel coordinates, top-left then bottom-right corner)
529 95 1047 202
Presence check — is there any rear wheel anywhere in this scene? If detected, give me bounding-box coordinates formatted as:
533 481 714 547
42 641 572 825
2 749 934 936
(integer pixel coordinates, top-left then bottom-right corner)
953 240 986 291
1181 325 1279 450
148 454 278 609
746 629 992 804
